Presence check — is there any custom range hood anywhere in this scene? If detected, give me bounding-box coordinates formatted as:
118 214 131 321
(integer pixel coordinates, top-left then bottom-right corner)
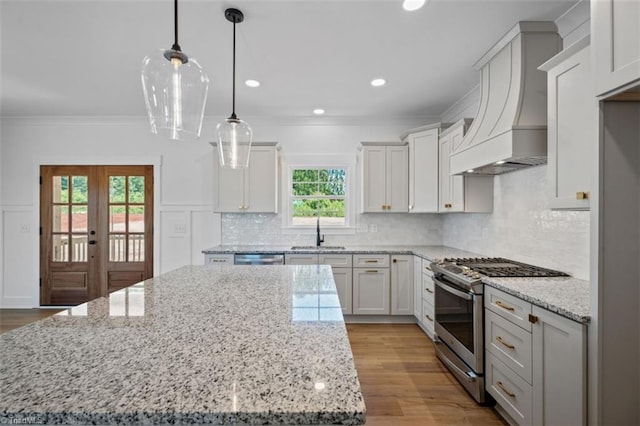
450 22 561 176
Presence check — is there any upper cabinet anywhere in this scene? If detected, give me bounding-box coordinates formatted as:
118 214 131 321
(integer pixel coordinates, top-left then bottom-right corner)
539 37 594 210
360 143 409 213
213 143 279 213
592 0 640 96
438 119 493 213
403 124 443 213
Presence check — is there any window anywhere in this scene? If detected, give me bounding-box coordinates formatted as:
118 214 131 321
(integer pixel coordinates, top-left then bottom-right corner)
290 168 346 226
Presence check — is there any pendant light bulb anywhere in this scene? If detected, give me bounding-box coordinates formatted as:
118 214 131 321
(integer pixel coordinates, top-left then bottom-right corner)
217 8 252 169
141 0 209 141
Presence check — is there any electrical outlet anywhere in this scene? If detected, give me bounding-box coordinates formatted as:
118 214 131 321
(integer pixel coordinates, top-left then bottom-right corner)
369 224 378 233
482 227 489 239
174 224 187 234
20 224 30 233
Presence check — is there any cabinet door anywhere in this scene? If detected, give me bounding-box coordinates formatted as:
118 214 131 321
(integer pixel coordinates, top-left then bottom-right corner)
285 254 319 265
352 268 390 314
245 146 278 213
332 267 353 315
361 146 387 212
391 255 413 315
413 256 422 317
422 298 435 339
547 46 593 210
448 126 466 212
216 167 245 212
408 130 439 213
532 306 587 425
593 0 640 96
386 146 409 212
438 133 452 212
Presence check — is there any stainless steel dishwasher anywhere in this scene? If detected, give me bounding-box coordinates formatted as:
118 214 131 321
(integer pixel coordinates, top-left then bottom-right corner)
233 253 285 265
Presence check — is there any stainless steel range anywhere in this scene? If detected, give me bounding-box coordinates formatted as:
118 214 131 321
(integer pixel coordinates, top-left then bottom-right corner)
430 257 568 404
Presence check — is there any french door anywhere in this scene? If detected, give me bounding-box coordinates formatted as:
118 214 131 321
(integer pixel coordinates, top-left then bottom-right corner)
40 165 153 306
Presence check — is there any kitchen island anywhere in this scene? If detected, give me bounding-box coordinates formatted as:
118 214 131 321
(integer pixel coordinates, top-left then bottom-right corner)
0 265 366 425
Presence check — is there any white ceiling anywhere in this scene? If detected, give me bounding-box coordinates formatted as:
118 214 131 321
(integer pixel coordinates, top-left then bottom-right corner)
0 0 578 121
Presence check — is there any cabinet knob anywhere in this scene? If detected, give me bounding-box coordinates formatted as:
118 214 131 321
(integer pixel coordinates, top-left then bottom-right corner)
393 258 397 263
576 191 590 200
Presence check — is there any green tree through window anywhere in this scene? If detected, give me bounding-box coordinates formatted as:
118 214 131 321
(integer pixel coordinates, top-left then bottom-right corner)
291 168 346 226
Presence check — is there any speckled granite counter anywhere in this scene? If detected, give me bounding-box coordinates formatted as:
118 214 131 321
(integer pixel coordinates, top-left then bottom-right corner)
482 276 590 323
203 245 482 261
0 265 366 425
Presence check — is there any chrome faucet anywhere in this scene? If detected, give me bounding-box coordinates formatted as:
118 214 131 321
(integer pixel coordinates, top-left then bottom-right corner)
316 217 324 247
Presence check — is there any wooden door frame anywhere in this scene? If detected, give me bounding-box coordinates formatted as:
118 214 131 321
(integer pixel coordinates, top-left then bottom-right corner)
34 156 161 306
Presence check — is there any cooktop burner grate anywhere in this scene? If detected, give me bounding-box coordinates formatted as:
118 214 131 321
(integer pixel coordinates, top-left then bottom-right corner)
443 257 569 278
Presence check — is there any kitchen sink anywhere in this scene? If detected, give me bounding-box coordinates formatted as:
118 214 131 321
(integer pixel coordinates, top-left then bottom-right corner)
291 246 346 250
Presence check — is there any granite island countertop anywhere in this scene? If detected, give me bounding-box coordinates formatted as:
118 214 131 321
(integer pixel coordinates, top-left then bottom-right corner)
0 265 366 425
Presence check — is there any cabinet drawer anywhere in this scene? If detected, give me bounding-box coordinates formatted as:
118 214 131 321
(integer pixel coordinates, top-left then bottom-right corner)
421 259 434 276
285 254 319 265
485 286 533 332
422 272 435 304
422 298 435 337
486 351 533 426
205 254 234 265
353 254 390 268
486 309 533 384
319 254 353 267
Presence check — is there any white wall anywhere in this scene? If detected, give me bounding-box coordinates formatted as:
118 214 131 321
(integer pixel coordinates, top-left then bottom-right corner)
0 116 221 308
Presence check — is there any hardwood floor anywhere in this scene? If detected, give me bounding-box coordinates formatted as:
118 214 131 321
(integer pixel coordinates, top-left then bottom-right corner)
346 323 506 426
1 311 505 425
0 309 62 333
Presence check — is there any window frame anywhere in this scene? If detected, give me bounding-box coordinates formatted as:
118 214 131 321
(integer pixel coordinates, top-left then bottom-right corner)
281 154 356 235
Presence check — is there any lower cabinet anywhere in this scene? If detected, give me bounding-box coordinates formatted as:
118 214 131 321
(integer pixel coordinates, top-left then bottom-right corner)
390 255 413 315
421 261 435 339
204 254 234 265
353 267 390 315
413 256 423 317
485 286 587 425
286 253 353 314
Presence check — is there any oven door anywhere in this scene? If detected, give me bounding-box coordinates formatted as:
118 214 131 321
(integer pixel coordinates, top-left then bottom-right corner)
433 276 484 374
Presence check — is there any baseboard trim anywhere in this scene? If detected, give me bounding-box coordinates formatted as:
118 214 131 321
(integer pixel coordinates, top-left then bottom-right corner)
344 315 417 324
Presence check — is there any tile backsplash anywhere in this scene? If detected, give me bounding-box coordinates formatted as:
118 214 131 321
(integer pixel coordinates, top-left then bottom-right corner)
221 212 444 247
443 165 590 280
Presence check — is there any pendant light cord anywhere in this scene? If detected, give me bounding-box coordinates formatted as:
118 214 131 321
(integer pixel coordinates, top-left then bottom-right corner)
172 0 181 52
231 19 237 119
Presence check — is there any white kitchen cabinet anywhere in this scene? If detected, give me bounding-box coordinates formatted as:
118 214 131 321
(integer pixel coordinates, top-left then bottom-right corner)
352 267 390 315
214 143 279 213
360 143 409 213
404 126 441 213
319 254 353 315
592 0 640 97
285 253 318 265
413 256 422 318
390 255 413 315
485 286 587 426
204 254 234 265
539 38 594 210
438 119 493 213
421 260 435 339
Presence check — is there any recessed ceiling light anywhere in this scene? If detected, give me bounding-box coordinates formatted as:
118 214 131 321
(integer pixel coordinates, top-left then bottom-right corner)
403 0 426 12
371 78 386 87
495 160 506 165
467 169 475 173
245 79 260 88
313 108 325 115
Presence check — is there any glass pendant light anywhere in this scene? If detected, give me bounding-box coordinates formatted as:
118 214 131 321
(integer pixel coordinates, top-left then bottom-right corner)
217 8 252 169
141 0 209 140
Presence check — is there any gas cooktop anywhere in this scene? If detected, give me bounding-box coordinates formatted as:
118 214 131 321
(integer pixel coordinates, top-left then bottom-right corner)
430 257 570 292
444 257 570 278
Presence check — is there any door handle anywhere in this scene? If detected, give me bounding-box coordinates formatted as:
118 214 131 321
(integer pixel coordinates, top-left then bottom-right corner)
89 240 97 245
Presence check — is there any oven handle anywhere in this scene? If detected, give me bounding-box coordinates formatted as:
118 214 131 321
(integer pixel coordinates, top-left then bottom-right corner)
434 277 473 301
